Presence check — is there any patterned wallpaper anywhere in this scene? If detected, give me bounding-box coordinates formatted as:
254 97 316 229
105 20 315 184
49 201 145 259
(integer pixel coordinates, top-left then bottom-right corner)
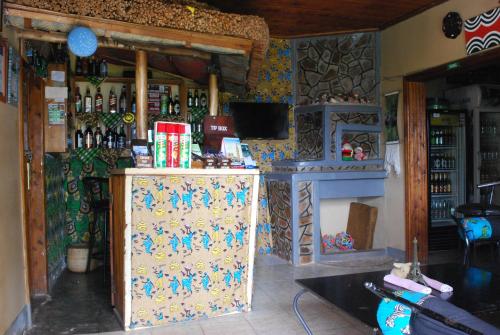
64 157 132 245
45 154 69 290
129 175 254 327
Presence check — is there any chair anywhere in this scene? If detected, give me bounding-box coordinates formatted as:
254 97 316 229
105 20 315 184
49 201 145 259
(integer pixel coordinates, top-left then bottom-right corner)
346 202 378 250
82 177 110 279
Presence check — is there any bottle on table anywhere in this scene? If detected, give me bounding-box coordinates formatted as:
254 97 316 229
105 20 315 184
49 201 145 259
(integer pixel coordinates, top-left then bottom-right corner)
84 124 94 149
84 87 92 113
117 126 126 149
74 87 82 114
109 88 117 114
94 126 103 148
95 87 103 113
174 95 181 115
119 85 127 114
75 127 84 149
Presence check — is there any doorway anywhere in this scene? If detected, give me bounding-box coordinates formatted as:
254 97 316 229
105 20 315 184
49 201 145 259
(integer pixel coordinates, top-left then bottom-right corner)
404 47 500 263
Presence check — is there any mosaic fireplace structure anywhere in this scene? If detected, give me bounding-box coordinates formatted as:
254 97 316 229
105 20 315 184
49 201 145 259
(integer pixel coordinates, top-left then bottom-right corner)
267 104 386 265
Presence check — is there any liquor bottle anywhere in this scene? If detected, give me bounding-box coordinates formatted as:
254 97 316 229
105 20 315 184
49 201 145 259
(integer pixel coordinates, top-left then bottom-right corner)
168 91 174 115
104 127 115 148
117 126 126 149
119 85 127 114
95 87 103 113
81 57 89 76
93 56 99 76
99 59 108 77
84 124 94 149
94 126 103 148
74 87 83 114
174 95 180 115
75 57 83 76
160 88 168 115
194 89 200 108
187 90 194 108
430 129 435 145
109 88 117 114
75 127 84 149
84 87 92 113
131 91 136 114
200 91 208 108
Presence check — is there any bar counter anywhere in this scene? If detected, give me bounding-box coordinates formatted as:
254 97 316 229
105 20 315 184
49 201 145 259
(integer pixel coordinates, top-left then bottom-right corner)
109 168 260 330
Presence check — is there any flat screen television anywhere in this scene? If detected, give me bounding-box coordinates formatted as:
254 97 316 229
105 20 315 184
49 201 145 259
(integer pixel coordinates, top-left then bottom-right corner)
230 102 289 140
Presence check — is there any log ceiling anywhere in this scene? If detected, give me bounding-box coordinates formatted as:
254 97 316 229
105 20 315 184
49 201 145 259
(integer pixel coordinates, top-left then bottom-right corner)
202 0 448 37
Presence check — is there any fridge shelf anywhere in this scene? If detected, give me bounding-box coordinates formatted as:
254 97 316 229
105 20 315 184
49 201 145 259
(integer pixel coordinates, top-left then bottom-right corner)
431 168 456 172
430 145 456 150
430 193 457 197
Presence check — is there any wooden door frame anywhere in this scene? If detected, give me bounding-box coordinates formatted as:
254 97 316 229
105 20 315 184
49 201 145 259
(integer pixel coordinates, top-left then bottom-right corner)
403 47 500 263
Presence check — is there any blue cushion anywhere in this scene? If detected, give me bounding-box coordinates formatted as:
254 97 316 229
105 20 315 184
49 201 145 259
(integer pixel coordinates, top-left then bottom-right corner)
461 217 492 241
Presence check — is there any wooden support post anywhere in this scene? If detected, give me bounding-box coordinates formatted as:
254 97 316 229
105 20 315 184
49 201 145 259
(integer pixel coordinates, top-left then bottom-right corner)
135 50 148 140
209 73 218 117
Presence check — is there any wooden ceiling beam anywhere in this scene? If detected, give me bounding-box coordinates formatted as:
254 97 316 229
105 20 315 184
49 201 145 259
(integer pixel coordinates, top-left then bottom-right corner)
11 27 212 60
5 2 253 56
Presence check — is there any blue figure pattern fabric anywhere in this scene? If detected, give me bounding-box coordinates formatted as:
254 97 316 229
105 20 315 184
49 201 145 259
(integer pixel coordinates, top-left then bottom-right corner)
461 217 492 241
130 175 254 328
376 291 430 335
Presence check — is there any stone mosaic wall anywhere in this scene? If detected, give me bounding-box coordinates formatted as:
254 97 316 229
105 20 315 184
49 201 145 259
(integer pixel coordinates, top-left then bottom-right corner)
296 111 324 161
129 175 254 328
298 181 313 264
267 180 293 262
295 33 377 105
330 112 380 160
45 154 69 290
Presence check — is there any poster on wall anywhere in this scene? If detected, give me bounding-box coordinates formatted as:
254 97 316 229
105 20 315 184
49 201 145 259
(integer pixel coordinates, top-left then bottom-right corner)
384 91 399 143
8 46 20 106
465 7 500 55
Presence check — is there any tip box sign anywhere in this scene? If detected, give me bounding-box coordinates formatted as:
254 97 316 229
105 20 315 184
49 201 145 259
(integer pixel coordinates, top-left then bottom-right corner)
203 116 235 151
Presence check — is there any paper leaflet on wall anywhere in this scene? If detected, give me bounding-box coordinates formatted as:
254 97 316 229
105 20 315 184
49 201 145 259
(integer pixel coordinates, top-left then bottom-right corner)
384 91 401 175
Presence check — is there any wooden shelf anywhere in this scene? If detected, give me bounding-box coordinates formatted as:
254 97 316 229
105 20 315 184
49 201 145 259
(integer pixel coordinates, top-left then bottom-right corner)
73 76 183 85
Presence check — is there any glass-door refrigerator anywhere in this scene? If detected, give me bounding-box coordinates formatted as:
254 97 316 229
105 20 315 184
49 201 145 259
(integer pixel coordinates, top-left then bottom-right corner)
427 98 466 251
446 85 500 205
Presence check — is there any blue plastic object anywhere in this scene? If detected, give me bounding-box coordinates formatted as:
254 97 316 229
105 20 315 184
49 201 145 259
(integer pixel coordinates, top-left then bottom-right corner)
67 26 98 57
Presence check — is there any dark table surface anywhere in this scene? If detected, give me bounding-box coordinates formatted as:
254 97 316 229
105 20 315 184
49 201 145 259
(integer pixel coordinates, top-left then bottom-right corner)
296 263 500 329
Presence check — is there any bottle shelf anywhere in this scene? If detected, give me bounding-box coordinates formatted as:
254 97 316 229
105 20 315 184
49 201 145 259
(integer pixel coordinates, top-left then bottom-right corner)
430 219 457 228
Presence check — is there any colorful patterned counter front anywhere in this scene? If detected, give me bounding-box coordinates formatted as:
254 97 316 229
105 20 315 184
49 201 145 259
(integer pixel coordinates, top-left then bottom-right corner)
110 169 259 330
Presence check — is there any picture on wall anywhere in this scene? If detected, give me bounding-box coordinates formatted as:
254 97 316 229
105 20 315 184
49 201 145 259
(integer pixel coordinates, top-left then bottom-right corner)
0 39 7 103
465 7 500 55
384 91 399 143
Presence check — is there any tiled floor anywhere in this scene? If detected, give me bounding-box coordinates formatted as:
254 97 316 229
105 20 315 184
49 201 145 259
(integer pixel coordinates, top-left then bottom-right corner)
29 254 395 335
102 255 393 335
